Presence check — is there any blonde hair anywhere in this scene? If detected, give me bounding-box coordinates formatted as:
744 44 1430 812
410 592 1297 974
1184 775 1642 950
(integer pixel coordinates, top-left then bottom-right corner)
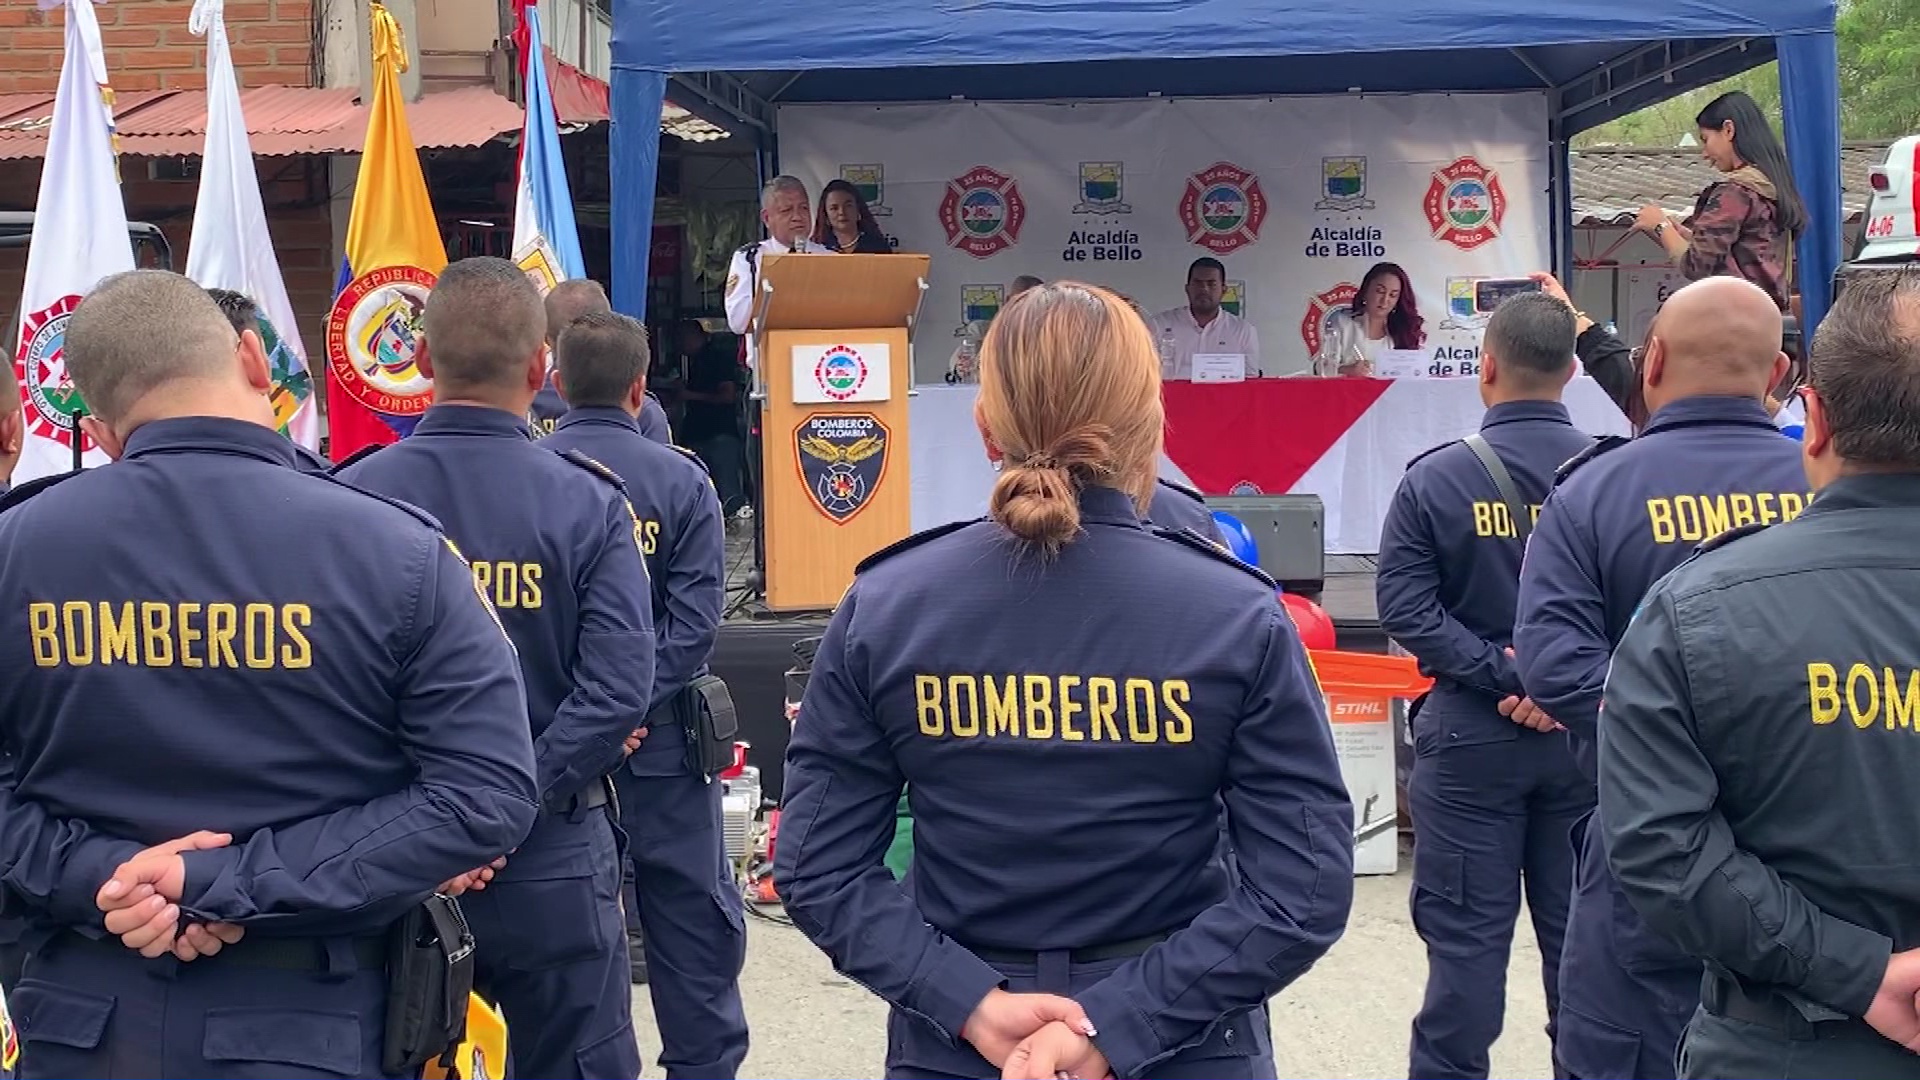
977 281 1165 556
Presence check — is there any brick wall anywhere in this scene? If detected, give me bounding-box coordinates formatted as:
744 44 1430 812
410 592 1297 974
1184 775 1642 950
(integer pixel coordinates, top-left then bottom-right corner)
0 0 315 96
0 156 335 358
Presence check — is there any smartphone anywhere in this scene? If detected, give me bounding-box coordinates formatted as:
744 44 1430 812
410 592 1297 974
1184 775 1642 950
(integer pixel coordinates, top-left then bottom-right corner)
1473 277 1543 314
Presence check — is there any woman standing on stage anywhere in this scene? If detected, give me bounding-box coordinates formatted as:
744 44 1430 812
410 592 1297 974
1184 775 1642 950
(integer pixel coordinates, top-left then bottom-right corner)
774 281 1354 1080
1634 90 1806 314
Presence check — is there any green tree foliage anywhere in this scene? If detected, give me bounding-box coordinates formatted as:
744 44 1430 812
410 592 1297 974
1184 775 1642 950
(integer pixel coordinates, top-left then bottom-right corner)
1576 0 1920 146
1837 0 1920 138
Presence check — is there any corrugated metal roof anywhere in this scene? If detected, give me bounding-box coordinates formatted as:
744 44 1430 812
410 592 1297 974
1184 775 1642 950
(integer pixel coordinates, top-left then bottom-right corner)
1571 143 1889 226
0 79 725 159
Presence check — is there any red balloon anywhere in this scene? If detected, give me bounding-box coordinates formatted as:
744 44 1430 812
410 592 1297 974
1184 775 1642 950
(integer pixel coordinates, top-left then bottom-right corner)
1280 592 1337 651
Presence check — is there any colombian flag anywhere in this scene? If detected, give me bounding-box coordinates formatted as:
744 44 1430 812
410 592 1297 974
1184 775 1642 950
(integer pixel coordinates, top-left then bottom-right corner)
322 1 446 460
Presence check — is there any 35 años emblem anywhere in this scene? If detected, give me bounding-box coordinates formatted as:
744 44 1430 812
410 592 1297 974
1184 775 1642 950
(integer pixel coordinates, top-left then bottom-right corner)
795 413 890 524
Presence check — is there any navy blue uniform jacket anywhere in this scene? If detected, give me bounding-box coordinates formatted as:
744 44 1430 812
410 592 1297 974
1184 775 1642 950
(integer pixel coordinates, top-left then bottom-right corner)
340 404 657 808
773 485 1354 1078
1516 395 1810 778
539 406 724 715
1378 401 1593 737
1601 473 1920 1021
0 417 538 937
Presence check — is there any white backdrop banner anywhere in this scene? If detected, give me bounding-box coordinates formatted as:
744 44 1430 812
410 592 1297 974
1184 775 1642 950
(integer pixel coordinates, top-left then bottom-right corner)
778 94 1552 382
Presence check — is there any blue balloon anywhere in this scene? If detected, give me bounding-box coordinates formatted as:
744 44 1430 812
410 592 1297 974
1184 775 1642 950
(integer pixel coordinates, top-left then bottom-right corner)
1211 510 1259 566
1780 424 1805 441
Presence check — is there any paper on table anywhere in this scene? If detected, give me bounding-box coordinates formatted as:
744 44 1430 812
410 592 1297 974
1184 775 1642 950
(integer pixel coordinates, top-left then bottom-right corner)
1373 349 1431 379
1192 353 1247 383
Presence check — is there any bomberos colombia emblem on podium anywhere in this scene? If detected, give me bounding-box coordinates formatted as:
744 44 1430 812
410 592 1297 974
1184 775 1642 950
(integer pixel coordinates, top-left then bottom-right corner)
796 413 890 524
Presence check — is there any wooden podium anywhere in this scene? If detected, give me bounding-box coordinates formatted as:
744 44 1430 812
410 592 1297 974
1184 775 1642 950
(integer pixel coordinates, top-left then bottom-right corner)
753 252 931 612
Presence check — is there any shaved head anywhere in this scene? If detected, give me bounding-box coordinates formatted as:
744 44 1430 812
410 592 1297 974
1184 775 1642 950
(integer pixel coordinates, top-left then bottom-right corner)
544 278 612 345
66 270 239 423
1643 277 1786 411
423 257 546 395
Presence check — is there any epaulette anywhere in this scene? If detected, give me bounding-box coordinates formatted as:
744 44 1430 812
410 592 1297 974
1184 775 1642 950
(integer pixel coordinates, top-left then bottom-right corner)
557 448 628 491
1149 524 1280 589
1695 521 1771 556
0 470 82 514
312 471 447 532
856 518 983 574
1552 435 1629 486
668 443 712 476
290 443 335 473
328 443 384 475
1405 442 1452 470
1156 477 1206 504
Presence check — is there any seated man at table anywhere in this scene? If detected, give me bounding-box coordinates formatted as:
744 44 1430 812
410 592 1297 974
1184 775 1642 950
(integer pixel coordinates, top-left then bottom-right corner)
1150 257 1260 380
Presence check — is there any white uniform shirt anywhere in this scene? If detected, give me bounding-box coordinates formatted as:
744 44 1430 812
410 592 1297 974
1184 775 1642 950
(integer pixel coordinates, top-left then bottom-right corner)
1148 306 1260 381
724 237 831 376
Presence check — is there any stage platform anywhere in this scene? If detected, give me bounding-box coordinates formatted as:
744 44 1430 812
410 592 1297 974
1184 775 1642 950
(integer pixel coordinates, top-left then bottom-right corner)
712 528 1385 800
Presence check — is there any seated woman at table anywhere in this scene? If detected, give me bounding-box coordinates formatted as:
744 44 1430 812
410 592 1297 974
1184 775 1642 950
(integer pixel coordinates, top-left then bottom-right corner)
813 179 894 254
1312 261 1425 377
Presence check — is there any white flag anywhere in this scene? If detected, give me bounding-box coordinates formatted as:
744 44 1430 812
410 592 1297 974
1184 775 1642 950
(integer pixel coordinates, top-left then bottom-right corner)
10 0 133 483
185 0 318 449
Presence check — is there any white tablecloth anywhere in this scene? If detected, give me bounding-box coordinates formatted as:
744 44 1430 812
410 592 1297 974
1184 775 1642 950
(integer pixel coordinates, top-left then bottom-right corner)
906 379 1631 553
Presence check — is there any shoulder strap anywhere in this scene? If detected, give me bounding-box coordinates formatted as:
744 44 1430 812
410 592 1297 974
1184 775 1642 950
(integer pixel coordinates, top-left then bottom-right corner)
555 448 628 492
1148 525 1280 589
856 519 982 573
1463 433 1532 544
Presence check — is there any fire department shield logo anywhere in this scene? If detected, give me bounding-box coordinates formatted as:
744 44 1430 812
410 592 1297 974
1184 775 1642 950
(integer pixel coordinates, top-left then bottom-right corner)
1300 282 1359 357
254 313 314 436
1424 157 1507 251
939 166 1026 259
13 294 88 450
841 163 890 217
1180 161 1268 254
326 265 438 417
795 412 889 523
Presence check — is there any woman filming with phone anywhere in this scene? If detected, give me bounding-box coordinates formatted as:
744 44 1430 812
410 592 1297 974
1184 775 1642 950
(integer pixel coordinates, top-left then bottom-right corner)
1633 90 1805 314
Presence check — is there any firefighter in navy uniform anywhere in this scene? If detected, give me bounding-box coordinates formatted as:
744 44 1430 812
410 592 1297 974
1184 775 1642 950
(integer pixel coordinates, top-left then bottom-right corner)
539 310 750 1080
529 279 670 441
774 282 1354 1080
1514 276 1811 1080
338 257 655 1080
0 270 539 1078
1376 293 1596 1080
1601 272 1920 1080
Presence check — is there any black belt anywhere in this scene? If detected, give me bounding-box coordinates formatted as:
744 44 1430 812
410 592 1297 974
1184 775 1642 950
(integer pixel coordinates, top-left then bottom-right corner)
967 932 1169 966
1703 974 1874 1041
64 930 385 972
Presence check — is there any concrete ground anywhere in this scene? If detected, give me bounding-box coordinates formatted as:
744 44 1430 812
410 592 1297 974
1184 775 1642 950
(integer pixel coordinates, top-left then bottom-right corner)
629 865 1555 1080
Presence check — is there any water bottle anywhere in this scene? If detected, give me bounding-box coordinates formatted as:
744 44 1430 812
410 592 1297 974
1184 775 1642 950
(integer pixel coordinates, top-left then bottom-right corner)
1157 325 1176 371
1602 320 1619 336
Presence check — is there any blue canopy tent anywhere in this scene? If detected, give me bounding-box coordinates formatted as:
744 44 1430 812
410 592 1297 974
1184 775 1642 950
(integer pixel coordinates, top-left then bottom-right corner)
608 0 1841 336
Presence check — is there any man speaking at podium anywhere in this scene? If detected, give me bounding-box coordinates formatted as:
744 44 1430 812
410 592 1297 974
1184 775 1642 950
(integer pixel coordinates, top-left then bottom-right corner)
725 176 830 377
